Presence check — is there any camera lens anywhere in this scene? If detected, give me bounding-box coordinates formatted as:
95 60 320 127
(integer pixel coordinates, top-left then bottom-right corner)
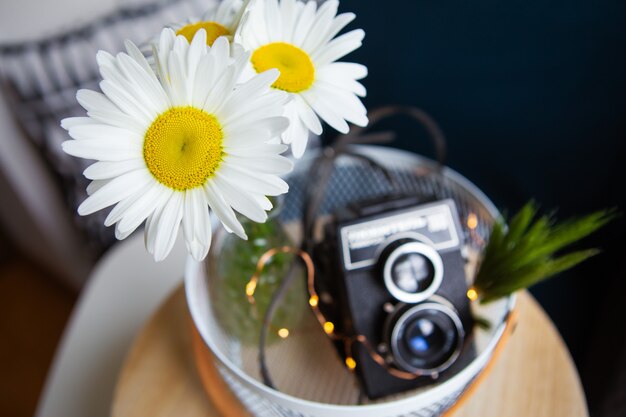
389 303 464 374
381 240 443 303
390 253 435 294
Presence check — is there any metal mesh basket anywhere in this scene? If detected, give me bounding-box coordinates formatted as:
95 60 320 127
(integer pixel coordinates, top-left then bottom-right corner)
186 145 514 417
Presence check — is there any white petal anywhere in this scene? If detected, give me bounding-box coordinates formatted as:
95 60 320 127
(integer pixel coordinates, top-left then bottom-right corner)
83 159 145 180
182 188 212 261
264 0 282 42
167 50 188 106
62 138 142 161
301 89 349 133
75 91 147 132
231 67 281 101
320 62 367 80
212 175 267 223
301 0 338 53
86 180 109 196
96 50 116 69
292 0 317 46
124 39 155 76
220 94 284 127
278 0 299 43
223 128 271 148
60 117 100 130
312 29 364 66
100 79 153 125
224 154 293 175
214 0 238 23
204 181 247 239
310 12 356 54
227 49 252 93
117 53 169 113
209 36 230 65
311 83 368 127
153 192 184 261
144 210 159 255
86 110 147 134
99 61 161 119
220 88 287 126
202 67 236 114
117 183 170 234
78 170 153 215
250 193 273 211
188 29 207 71
227 116 289 140
288 118 310 158
155 29 177 97
115 224 136 241
218 162 288 196
293 94 322 135
173 34 190 58
316 62 368 97
192 54 217 108
225 143 289 156
259 115 291 138
105 188 147 227
67 124 142 143
76 89 121 114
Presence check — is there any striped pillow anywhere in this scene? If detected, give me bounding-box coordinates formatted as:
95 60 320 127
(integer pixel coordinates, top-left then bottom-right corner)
0 0 209 252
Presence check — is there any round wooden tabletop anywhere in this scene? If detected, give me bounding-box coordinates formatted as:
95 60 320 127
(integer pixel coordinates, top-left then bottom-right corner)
111 286 588 417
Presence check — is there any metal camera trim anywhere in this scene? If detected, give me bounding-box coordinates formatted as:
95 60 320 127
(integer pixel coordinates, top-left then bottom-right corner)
389 302 465 376
382 241 444 304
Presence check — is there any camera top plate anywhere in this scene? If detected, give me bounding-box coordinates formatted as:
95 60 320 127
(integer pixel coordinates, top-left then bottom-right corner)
338 198 464 271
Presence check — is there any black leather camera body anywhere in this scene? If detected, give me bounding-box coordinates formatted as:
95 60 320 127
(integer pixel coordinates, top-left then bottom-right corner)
314 195 475 399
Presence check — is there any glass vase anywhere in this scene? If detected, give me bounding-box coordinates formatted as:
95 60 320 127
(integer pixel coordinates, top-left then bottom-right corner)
207 208 307 347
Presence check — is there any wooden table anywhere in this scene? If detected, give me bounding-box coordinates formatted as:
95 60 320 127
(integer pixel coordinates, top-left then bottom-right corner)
111 286 589 417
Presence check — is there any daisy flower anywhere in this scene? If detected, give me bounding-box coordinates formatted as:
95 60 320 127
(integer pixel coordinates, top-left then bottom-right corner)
170 0 249 46
236 0 368 157
61 29 293 262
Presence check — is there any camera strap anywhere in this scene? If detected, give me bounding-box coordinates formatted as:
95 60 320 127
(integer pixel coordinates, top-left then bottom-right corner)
254 106 450 391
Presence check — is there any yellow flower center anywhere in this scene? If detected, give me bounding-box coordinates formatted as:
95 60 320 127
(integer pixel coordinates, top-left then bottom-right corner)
143 107 224 191
251 42 315 93
176 21 230 46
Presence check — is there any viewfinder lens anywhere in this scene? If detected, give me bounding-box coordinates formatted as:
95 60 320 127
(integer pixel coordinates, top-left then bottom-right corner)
390 253 435 294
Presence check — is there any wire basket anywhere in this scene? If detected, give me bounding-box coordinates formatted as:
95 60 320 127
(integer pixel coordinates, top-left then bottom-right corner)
186 145 514 417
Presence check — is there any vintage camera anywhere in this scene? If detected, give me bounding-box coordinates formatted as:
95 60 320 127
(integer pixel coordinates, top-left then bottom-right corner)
314 196 475 399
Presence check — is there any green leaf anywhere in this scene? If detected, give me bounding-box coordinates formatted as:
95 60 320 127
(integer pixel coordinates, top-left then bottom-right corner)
506 201 537 244
473 315 492 330
474 202 616 304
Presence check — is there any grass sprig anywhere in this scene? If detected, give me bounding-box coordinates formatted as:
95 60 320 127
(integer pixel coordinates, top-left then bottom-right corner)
474 201 616 303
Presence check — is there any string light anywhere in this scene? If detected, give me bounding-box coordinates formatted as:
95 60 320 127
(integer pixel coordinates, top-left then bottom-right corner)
323 321 335 334
467 287 479 301
467 213 478 230
245 281 257 297
248 245 424 380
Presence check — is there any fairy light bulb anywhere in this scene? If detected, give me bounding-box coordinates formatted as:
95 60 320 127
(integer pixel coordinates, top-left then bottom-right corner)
309 295 319 307
345 357 357 370
323 322 335 334
246 281 257 297
467 213 478 230
467 287 479 301
277 328 290 338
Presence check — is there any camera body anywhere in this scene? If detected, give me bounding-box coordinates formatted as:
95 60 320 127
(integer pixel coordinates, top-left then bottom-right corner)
314 196 475 399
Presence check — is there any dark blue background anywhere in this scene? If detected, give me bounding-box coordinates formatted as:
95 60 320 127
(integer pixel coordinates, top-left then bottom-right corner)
328 1 626 414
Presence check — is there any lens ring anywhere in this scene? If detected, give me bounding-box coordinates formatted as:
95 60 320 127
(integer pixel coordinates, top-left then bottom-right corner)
389 302 464 375
383 241 443 303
